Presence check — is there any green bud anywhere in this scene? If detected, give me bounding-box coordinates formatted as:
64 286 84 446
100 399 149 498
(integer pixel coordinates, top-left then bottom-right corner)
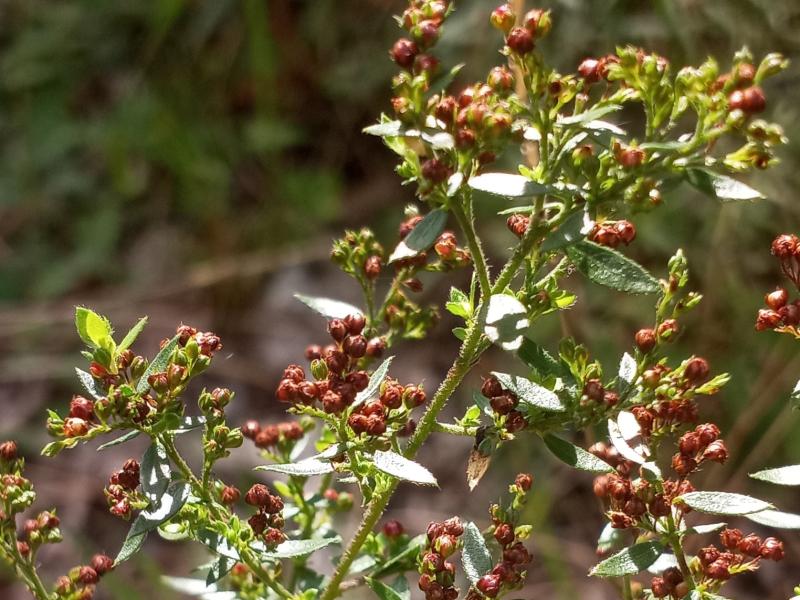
756 53 789 82
225 428 244 449
311 359 328 381
130 356 146 380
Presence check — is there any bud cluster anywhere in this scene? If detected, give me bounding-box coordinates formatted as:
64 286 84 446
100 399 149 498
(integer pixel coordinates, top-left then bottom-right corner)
756 234 800 335
581 378 620 408
242 419 305 452
695 528 784 586
649 566 686 599
588 220 636 249
671 423 728 476
418 517 464 600
244 484 286 548
103 459 141 520
53 554 114 600
480 375 527 433
348 377 426 438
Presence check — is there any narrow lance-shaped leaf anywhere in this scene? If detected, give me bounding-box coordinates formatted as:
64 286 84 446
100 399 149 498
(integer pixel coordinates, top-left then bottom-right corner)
566 240 660 295
366 576 411 600
461 522 493 585
543 434 614 473
559 104 622 126
254 459 335 477
372 450 438 486
119 316 148 351
259 536 342 559
389 209 448 263
353 356 394 407
541 210 594 252
76 368 105 400
115 527 147 565
750 464 800 486
294 293 363 320
589 541 664 577
468 173 552 197
129 481 190 537
745 509 800 529
135 335 179 394
686 168 765 202
492 372 564 412
140 441 172 504
675 491 772 516
97 430 141 451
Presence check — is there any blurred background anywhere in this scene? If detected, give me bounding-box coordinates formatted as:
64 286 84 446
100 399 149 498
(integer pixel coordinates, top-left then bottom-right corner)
1 0 799 598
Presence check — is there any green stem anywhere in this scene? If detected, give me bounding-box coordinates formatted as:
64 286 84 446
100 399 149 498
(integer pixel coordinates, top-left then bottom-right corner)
666 514 696 590
4 538 50 600
452 198 491 299
622 575 633 600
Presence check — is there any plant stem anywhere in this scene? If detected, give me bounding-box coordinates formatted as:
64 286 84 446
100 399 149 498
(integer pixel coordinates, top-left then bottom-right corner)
666 514 696 590
452 198 491 299
622 575 633 600
4 538 50 599
432 421 478 436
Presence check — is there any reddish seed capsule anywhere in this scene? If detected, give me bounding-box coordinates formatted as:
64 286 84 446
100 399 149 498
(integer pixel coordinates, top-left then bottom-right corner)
421 158 451 183
248 512 267 535
221 486 240 505
245 484 271 507
618 147 646 168
578 58 600 83
0 440 17 461
382 519 404 538
756 308 782 331
760 537 785 561
494 523 515 546
344 314 366 335
78 566 99 585
434 231 458 259
366 337 386 358
476 574 501 598
90 554 114 576
635 328 656 353
390 38 418 69
650 577 669 598
702 439 728 463
705 559 731 581
515 472 533 491
64 417 89 438
505 410 526 432
738 534 763 557
69 395 94 421
481 375 503 398
343 335 367 358
304 344 322 360
671 453 697 476
404 384 427 408
506 214 530 238
583 379 605 403
678 432 700 456
328 319 348 342
684 357 710 384
490 4 516 34
364 256 382 280
720 528 743 550
766 287 789 310
506 27 534 55
771 233 799 258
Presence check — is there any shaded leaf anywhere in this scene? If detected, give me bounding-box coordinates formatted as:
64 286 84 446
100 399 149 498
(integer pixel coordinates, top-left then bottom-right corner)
115 527 147 565
140 441 172 504
294 293 363 320
76 368 105 400
130 481 190 537
97 430 141 451
206 556 236 586
373 450 438 486
366 576 410 600
543 434 614 473
262 536 341 559
566 241 660 295
589 541 664 577
372 535 426 578
461 522 493 585
389 210 448 263
119 317 148 351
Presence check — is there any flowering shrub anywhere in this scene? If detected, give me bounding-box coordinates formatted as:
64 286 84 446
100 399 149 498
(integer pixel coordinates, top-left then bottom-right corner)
0 1 797 599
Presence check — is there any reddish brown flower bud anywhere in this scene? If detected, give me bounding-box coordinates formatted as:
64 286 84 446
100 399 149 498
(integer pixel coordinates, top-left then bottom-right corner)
78 566 99 585
366 414 387 436
255 425 280 448
443 517 464 537
494 523 515 546
435 96 458 123
366 337 386 358
344 314 366 335
89 362 108 379
221 486 240 505
481 375 503 398
678 432 700 456
275 379 299 403
422 551 444 572
657 319 679 339
593 474 609 498
434 231 458 259
476 574 501 598
671 453 697 476
702 439 728 463
69 395 94 421
404 384 427 408
695 423 720 446
515 473 533 491
348 413 368 434
324 349 348 374
729 86 766 113
305 344 322 361
684 357 710 384
248 512 267 535
487 66 514 93
614 220 636 245
343 335 367 358
737 534 763 557
506 214 530 238
649 494 671 517
490 4 516 34
427 521 445 542
720 528 743 550
634 328 656 353
90 554 114 576
242 420 261 440
505 410 526 432
760 537 785 561
391 38 419 69
245 484 271 507
578 58 600 83
323 390 347 414
756 308 782 330
327 319 347 342
771 234 799 258
382 519 404 538
0 441 17 461
583 379 605 402
650 577 669 598
421 159 451 183
780 302 800 326
766 287 789 310
506 27 534 55
64 417 89 438
705 559 731 581
364 255 382 280
618 147 646 169
698 546 720 566
503 541 531 565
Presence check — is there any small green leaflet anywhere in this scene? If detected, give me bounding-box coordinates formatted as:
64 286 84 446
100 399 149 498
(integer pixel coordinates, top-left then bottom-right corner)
492 372 564 412
558 104 622 126
745 509 800 529
197 529 240 560
541 211 594 252
366 576 411 600
589 540 664 577
543 434 614 473
353 356 394 407
129 481 190 537
76 368 105 400
517 338 569 381
372 534 426 577
75 307 113 349
388 209 448 263
97 430 141 451
372 450 438 486
119 316 148 351
254 458 334 477
675 491 772 516
294 293 363 320
566 240 660 295
686 168 765 202
445 287 471 320
135 335 180 394
461 522 493 585
468 173 551 197
750 464 800 486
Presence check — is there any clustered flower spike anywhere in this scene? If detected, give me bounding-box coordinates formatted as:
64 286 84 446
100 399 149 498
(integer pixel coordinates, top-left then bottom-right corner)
245 484 286 547
690 528 784 590
756 234 800 336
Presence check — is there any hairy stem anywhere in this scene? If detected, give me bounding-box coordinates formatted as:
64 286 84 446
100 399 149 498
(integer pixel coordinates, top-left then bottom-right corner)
452 197 491 299
666 514 696 590
4 538 50 600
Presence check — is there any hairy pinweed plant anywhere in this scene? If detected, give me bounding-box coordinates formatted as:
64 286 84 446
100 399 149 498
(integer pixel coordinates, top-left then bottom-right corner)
1 2 797 599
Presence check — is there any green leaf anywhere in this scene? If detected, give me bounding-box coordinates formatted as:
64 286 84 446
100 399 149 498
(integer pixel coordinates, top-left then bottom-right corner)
468 173 551 197
559 104 622 126
445 287 471 319
175 416 207 434
541 211 594 252
115 526 147 565
517 338 569 381
197 529 240 560
618 352 637 387
261 536 341 559
485 294 529 351
686 168 764 202
119 317 148 351
366 576 411 600
589 541 664 577
294 293 363 320
76 368 105 400
596 523 623 555
75 307 113 349
566 241 660 295
129 481 190 537
353 356 394 407
255 458 334 477
372 450 438 486
492 372 564 412
372 534 426 577
543 434 614 473
675 491 772 515
745 509 800 529
140 441 172 504
135 335 180 394
97 430 141 451
461 522 493 585
388 209 448 263
750 464 800 486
